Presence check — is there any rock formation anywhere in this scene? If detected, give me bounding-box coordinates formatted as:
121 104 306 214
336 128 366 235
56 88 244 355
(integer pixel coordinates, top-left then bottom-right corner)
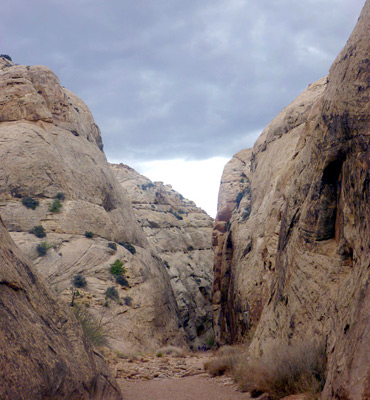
213 1 370 398
0 216 122 399
0 57 187 354
111 163 214 348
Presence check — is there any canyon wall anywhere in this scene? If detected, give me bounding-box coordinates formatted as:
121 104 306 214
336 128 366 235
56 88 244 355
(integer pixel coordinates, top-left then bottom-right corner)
0 57 187 353
0 216 122 399
213 1 370 398
111 163 214 348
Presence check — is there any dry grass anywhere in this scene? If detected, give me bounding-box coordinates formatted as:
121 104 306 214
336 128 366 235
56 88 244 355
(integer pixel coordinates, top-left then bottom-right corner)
155 346 186 357
234 340 326 400
204 345 243 376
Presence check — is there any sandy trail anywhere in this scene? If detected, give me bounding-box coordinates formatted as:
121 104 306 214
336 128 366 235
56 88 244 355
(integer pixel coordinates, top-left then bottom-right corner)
119 375 252 400
113 352 252 400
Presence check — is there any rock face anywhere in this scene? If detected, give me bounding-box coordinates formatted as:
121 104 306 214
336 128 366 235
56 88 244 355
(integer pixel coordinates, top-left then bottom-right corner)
213 1 370 398
0 58 187 354
0 216 122 399
111 164 214 348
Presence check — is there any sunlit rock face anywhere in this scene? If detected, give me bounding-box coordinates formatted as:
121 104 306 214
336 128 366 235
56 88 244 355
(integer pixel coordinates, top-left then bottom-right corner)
213 1 370 397
0 215 122 399
111 163 214 348
0 58 187 353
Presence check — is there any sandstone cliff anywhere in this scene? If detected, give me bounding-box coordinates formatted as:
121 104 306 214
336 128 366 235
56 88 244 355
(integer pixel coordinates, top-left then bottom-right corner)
0 57 187 354
213 1 370 398
111 163 214 348
0 216 122 399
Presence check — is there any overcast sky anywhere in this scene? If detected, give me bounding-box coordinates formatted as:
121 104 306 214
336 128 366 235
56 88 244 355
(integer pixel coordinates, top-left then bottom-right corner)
1 0 365 216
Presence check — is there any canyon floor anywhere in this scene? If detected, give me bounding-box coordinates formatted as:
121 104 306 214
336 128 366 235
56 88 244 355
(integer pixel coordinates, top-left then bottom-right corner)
111 352 305 400
111 352 251 400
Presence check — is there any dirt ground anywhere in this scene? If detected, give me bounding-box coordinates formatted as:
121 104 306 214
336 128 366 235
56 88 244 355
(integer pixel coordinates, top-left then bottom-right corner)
110 351 306 400
111 352 251 400
119 375 252 400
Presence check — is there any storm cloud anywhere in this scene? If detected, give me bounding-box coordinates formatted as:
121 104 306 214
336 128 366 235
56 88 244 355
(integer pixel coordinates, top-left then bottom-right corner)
1 0 365 163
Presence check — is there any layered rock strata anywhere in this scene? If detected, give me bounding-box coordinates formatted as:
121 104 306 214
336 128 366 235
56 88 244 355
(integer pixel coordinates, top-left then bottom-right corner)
0 58 186 353
213 1 370 397
0 216 122 399
111 164 214 348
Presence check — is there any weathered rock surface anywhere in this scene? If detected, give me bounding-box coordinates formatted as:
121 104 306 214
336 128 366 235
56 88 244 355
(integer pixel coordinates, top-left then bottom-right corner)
213 1 370 398
213 77 327 344
0 57 187 354
111 164 214 348
0 216 122 399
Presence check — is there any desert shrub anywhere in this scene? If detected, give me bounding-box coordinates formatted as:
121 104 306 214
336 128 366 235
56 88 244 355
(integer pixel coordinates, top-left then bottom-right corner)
0 54 12 61
108 242 117 251
115 275 129 287
105 286 119 301
119 241 136 254
206 334 215 348
156 346 185 358
49 199 62 213
123 296 132 306
84 231 94 238
30 225 46 238
73 273 87 288
204 346 242 376
141 182 155 190
169 208 183 220
110 259 125 276
72 304 107 346
54 192 65 201
36 241 52 257
22 196 39 210
234 340 326 399
235 192 244 207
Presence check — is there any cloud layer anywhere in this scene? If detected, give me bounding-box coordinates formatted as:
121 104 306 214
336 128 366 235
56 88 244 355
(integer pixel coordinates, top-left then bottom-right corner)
2 0 365 162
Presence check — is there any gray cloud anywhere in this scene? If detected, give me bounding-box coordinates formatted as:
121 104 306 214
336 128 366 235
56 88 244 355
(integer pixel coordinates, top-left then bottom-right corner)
1 0 365 162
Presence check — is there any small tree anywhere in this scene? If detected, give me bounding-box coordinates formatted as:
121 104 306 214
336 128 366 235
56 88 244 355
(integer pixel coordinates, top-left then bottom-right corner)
30 225 46 238
73 273 87 288
0 54 12 61
115 275 129 287
85 231 94 238
54 192 65 201
110 259 125 276
36 241 52 257
49 199 62 213
105 286 119 301
22 196 39 210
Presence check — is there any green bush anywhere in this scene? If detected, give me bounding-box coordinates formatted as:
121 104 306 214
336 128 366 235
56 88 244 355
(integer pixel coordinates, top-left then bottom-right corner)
73 274 87 288
123 296 132 306
0 54 12 61
108 242 117 251
49 199 62 213
110 259 125 276
116 275 129 287
105 286 119 301
72 304 107 347
54 192 65 201
22 196 39 210
84 231 94 238
30 225 46 238
36 241 52 257
119 241 136 254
